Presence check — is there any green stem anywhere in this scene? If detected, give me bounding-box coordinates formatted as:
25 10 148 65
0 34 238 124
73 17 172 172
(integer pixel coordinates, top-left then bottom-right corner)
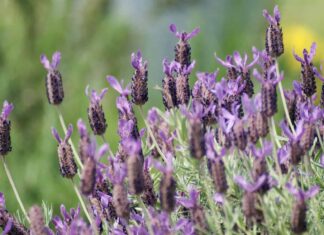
268 118 281 175
270 116 281 148
71 179 92 224
275 60 295 134
56 107 83 170
1 156 30 223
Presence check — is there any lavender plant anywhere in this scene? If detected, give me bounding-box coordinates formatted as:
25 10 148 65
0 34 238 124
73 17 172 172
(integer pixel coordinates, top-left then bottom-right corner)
1 4 324 235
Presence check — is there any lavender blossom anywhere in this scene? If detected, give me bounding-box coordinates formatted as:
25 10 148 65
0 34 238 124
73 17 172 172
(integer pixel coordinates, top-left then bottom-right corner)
77 119 91 163
169 23 200 68
162 59 180 109
0 101 14 155
177 187 208 233
280 120 305 165
254 66 283 117
131 50 148 105
154 153 177 213
52 124 78 178
28 205 46 235
40 51 64 105
175 61 195 105
141 157 157 206
216 51 258 97
86 87 108 136
263 5 284 57
286 183 319 234
52 205 81 235
235 175 266 223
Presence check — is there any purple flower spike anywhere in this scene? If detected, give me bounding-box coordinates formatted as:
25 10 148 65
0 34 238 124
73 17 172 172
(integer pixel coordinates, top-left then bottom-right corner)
234 175 266 193
106 76 131 96
1 101 14 120
286 183 320 201
40 51 61 71
263 5 281 25
169 24 200 41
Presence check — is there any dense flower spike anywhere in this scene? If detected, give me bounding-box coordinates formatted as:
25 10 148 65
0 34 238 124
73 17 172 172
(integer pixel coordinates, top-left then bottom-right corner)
169 24 200 68
178 187 209 233
176 61 195 105
29 205 46 235
205 132 228 194
181 102 206 159
131 50 148 105
280 120 305 165
293 42 324 97
86 87 108 135
162 59 179 109
0 101 13 155
216 51 258 97
141 157 157 206
235 175 267 224
52 124 78 178
254 66 283 117
40 51 64 105
286 183 319 234
123 139 144 194
263 6 284 57
0 193 29 234
154 153 177 213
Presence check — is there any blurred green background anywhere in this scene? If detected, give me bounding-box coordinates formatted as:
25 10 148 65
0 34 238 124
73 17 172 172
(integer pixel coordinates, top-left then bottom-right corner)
0 0 323 217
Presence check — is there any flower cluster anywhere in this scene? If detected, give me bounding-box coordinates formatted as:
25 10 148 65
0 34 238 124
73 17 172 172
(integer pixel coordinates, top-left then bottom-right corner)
0 5 323 235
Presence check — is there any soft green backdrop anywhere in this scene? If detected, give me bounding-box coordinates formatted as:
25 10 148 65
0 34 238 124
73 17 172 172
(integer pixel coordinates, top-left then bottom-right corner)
0 0 323 217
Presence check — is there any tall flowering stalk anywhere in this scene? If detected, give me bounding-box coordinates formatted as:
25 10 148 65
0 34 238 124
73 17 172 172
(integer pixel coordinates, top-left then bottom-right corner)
131 50 148 106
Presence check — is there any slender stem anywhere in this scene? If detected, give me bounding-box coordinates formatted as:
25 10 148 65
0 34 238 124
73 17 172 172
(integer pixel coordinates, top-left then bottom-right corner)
56 107 83 170
268 118 281 175
316 127 324 151
275 60 295 134
71 179 92 224
270 117 281 148
1 156 30 223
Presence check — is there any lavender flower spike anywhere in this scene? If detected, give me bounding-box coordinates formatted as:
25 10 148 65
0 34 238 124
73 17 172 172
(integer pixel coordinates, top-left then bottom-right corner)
263 5 284 57
40 51 64 105
52 125 78 178
169 24 200 68
0 101 14 155
131 50 148 105
286 183 319 233
86 87 108 135
162 59 179 109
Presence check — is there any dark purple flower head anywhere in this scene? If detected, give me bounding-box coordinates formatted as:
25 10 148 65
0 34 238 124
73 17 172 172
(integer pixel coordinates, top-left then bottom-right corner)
242 93 261 115
254 66 284 85
263 5 281 25
51 124 73 144
0 101 14 121
107 158 127 185
280 120 304 142
234 175 267 193
153 152 173 174
216 51 258 73
40 51 61 71
251 141 272 160
85 86 108 105
205 131 226 160
162 59 180 77
77 119 87 138
106 76 131 97
286 183 319 202
131 50 148 71
177 187 199 208
169 24 200 42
